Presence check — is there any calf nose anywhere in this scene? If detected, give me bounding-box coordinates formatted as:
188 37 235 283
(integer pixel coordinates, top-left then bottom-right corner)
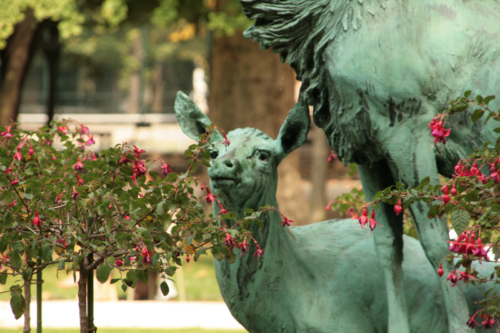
223 159 237 170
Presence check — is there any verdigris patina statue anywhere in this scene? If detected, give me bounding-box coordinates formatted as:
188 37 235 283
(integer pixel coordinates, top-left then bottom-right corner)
174 91 499 333
236 1 500 331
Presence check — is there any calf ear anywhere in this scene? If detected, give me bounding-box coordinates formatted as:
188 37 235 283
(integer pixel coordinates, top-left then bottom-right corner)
275 102 310 162
174 91 222 141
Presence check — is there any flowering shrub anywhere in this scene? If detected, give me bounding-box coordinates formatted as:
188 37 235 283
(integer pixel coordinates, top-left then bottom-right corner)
0 120 259 331
360 92 500 328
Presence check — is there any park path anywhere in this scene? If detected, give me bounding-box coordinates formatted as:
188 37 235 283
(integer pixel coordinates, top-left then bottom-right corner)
0 301 245 330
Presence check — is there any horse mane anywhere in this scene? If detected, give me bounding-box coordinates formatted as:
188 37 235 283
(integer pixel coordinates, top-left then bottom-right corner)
241 0 386 107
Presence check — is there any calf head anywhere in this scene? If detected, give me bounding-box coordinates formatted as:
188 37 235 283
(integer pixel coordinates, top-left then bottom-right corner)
174 91 310 212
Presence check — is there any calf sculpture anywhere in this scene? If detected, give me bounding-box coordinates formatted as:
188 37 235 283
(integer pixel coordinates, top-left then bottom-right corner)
236 1 500 331
174 91 499 333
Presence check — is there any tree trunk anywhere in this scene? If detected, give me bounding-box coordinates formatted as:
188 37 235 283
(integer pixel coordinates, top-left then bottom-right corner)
23 256 31 333
309 122 329 222
0 8 36 126
40 20 61 125
209 16 309 224
128 33 143 114
78 261 88 333
151 62 164 113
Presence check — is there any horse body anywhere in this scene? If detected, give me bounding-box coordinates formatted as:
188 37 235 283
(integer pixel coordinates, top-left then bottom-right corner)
238 1 500 331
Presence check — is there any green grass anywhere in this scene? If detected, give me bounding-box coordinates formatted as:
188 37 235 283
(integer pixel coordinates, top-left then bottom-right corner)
0 253 223 302
0 329 246 333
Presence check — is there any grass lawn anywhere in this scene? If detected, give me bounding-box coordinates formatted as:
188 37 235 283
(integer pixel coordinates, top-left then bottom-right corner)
0 329 246 333
0 253 223 302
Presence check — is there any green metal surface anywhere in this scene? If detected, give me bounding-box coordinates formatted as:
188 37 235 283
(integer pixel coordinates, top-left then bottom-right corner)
235 1 500 331
175 92 499 332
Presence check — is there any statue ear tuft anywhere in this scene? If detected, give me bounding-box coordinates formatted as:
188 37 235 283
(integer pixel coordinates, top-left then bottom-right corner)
174 91 221 142
275 102 310 162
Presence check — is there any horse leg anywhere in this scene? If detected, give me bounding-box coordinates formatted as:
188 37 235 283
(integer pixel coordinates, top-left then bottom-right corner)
386 132 471 332
357 159 410 333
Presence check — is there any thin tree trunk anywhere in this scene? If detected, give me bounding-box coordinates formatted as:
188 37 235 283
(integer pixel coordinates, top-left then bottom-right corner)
152 62 164 113
209 10 309 224
0 8 36 126
128 33 143 114
23 254 31 333
78 261 88 333
309 122 329 222
41 20 61 125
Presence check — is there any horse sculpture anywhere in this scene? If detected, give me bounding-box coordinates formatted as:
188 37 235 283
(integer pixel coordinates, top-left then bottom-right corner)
174 91 499 332
236 0 500 331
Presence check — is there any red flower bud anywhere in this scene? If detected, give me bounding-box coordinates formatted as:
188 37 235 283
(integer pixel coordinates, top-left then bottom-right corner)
33 211 42 227
437 264 444 277
28 145 34 156
450 185 456 196
394 200 402 216
186 254 190 263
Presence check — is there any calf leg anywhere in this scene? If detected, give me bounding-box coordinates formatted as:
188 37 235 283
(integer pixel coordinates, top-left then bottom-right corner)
386 131 471 332
357 160 410 333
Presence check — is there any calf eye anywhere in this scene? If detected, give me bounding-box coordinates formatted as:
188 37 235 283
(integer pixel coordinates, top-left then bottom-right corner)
210 150 218 159
258 152 269 162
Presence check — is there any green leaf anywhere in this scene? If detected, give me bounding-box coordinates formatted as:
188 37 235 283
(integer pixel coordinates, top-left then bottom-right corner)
58 260 65 270
464 90 472 98
10 253 22 269
41 246 53 263
484 95 496 104
212 247 222 261
427 205 440 219
127 271 137 288
121 283 127 292
496 139 500 154
160 281 169 296
471 109 484 123
450 208 470 235
0 272 7 285
409 189 419 199
137 270 148 284
96 263 112 283
194 247 208 261
110 278 121 284
418 176 430 189
184 234 194 246
10 289 25 320
166 266 177 277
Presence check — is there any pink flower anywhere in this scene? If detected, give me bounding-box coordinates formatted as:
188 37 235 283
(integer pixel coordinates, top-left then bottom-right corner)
1 125 13 139
80 124 89 135
85 135 95 146
129 256 135 262
186 254 190 263
480 314 496 329
254 244 264 258
456 270 475 282
8 200 16 208
10 177 18 186
202 188 217 204
447 271 458 286
466 313 478 329
76 173 84 186
218 202 228 216
223 233 236 249
327 149 336 163
55 192 64 205
394 200 402 216
133 146 145 157
73 157 83 171
369 210 382 231
13 146 22 161
33 211 42 227
5 165 12 174
71 186 80 200
359 208 368 228
450 185 457 196
57 126 68 135
141 248 154 264
281 215 293 227
161 162 173 176
429 119 450 144
132 160 146 178
28 145 34 156
237 239 249 257
119 153 132 164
